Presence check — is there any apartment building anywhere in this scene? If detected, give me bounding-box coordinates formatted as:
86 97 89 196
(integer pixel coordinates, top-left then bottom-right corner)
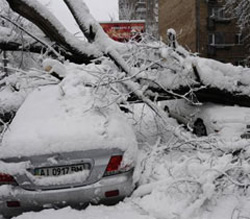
159 0 248 65
118 0 159 38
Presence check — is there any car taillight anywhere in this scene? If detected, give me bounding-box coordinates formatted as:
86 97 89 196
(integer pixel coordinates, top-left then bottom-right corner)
104 155 133 177
0 173 16 185
105 155 122 176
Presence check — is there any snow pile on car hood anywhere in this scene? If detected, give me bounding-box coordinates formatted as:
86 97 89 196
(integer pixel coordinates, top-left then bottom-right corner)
1 67 137 159
199 103 250 123
198 104 250 138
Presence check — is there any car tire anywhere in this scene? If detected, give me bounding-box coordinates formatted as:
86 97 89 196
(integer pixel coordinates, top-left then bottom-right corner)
193 119 207 137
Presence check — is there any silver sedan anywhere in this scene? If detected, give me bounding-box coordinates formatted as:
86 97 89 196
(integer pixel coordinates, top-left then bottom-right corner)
0 84 137 218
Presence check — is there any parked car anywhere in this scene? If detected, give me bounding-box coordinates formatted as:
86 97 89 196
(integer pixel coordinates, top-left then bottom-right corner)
160 99 250 139
0 82 137 218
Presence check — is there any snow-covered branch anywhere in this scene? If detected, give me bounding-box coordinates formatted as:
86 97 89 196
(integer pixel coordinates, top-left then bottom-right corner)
0 15 63 60
4 0 101 64
224 0 250 31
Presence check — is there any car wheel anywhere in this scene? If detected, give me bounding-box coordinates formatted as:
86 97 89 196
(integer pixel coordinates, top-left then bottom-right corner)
193 119 207 137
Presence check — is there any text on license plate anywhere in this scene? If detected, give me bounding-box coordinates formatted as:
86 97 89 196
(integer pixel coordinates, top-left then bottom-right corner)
34 163 91 177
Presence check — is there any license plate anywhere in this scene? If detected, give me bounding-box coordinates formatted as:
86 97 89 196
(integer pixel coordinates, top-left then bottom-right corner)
34 163 91 177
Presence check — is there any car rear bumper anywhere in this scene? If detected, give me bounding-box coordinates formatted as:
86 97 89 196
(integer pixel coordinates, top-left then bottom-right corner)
0 171 134 218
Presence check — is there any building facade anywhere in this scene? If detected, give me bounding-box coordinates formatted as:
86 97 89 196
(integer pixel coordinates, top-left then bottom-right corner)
119 0 159 38
159 0 249 65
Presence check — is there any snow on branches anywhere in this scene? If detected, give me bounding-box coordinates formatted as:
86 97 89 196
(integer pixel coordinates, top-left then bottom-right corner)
224 0 250 31
132 135 250 218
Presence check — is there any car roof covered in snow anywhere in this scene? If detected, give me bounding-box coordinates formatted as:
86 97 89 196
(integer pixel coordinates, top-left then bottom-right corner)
1 72 137 159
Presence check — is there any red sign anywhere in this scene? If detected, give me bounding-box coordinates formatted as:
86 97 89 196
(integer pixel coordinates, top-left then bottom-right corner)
100 21 145 42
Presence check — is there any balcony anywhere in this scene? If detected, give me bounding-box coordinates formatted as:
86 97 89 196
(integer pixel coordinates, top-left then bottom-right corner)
209 15 232 23
207 32 244 57
136 7 146 13
208 8 232 23
208 32 243 48
136 1 146 7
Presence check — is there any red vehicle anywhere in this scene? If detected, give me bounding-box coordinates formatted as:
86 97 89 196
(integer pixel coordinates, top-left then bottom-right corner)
100 20 145 42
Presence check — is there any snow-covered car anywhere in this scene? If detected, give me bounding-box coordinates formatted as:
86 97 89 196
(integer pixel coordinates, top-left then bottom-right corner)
160 99 250 139
0 76 137 218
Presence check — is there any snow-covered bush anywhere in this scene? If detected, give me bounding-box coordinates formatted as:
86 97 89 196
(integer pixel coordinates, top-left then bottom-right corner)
131 136 250 218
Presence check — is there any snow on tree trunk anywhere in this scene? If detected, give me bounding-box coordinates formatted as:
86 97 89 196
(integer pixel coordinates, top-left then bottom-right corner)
4 0 101 64
224 0 250 31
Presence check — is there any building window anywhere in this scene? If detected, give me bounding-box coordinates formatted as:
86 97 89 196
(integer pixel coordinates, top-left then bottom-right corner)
209 7 226 20
235 34 243 45
207 45 216 56
209 34 215 45
209 32 225 45
207 17 215 30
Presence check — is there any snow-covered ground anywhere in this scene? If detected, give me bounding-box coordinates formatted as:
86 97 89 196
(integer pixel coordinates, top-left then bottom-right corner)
12 197 250 219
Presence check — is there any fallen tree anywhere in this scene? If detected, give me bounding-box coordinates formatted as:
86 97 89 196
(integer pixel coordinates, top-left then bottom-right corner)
2 0 250 129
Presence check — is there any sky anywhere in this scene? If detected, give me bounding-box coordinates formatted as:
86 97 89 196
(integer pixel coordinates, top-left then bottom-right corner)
39 0 118 33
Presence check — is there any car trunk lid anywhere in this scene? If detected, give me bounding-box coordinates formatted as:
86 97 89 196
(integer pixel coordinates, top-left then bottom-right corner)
1 148 123 191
